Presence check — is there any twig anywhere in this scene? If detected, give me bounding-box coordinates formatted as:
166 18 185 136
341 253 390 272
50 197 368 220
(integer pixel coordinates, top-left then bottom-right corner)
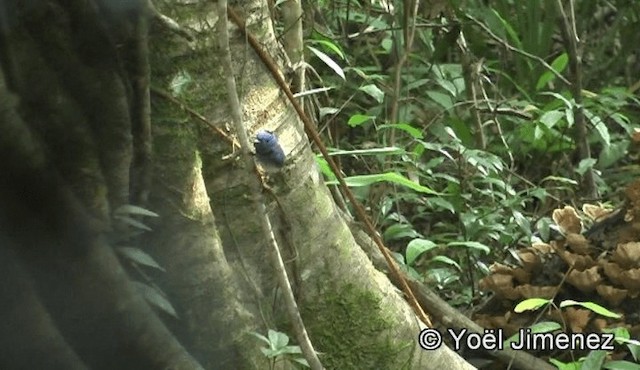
150 86 239 149
555 0 597 198
218 2 324 370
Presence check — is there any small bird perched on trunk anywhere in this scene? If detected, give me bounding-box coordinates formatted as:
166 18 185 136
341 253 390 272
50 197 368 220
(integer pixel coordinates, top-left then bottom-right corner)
253 130 285 172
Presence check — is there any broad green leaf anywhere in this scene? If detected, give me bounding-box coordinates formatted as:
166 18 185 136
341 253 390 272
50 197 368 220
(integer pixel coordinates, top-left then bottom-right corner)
347 114 375 127
446 241 490 254
292 357 310 368
490 9 522 49
268 329 289 349
116 247 166 272
585 109 611 146
114 215 152 231
359 84 384 103
512 210 531 236
428 197 455 213
326 172 440 194
559 300 622 318
328 147 404 156
169 70 192 96
576 158 597 176
315 156 336 180
307 46 345 80
603 360 640 370
310 39 344 59
549 359 581 370
378 123 423 139
582 350 606 370
539 110 564 128
133 282 178 318
426 91 453 110
115 204 159 217
429 255 461 270
319 107 339 119
514 298 551 312
405 238 437 265
383 223 422 241
536 53 568 90
248 331 270 345
504 321 561 347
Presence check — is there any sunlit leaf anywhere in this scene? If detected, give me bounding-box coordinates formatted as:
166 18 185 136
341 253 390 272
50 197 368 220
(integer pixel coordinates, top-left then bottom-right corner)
116 247 166 272
514 298 551 312
134 282 178 318
115 215 152 231
347 114 375 127
326 172 440 194
328 147 404 156
114 204 159 217
307 46 345 80
560 300 622 318
310 39 345 59
359 84 384 103
405 238 437 265
446 241 490 254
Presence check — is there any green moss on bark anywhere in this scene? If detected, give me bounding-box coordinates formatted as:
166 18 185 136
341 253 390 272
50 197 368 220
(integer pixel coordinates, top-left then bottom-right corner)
302 283 412 370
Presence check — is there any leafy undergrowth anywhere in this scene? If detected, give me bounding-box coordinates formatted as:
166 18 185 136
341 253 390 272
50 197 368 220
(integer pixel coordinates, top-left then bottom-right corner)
475 180 640 368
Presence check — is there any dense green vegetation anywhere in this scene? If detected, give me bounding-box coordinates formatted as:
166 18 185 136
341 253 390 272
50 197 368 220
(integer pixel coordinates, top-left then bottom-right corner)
295 0 640 305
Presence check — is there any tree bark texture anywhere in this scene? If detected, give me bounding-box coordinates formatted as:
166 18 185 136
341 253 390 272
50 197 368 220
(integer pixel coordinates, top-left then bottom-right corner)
147 0 472 369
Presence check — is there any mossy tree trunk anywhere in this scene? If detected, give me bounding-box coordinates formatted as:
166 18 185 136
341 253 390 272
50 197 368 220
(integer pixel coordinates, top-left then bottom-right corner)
147 1 472 369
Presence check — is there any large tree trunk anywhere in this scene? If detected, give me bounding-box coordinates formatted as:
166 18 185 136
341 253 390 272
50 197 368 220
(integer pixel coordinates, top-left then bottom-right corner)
146 1 472 369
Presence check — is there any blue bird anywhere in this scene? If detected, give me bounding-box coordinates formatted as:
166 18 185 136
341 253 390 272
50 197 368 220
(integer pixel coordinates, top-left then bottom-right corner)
253 130 285 171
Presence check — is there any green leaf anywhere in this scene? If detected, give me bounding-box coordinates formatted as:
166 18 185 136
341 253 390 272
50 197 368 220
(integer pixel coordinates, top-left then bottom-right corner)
328 147 404 156
490 9 522 49
326 173 440 194
405 239 437 265
133 282 178 318
359 84 384 103
585 109 611 146
378 123 423 139
114 204 159 217
114 215 152 231
248 331 270 345
315 156 336 180
347 114 375 127
603 360 640 370
549 358 582 370
429 255 461 270
428 197 455 213
576 158 597 176
445 241 490 254
536 53 568 90
559 300 622 318
539 110 564 128
169 70 192 96
309 39 345 59
426 91 453 110
514 298 551 312
292 357 310 368
383 223 422 241
504 321 561 347
582 350 607 370
307 46 345 80
268 329 289 349
116 247 166 272
512 210 531 236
